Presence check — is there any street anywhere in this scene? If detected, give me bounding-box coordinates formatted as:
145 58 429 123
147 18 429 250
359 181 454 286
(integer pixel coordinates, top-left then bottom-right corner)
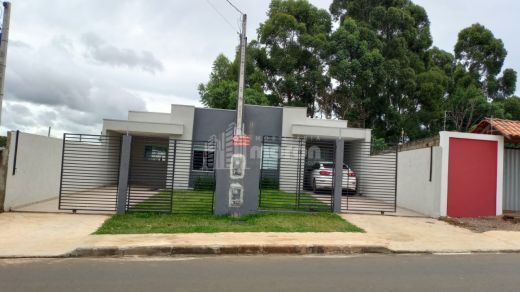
1 254 520 292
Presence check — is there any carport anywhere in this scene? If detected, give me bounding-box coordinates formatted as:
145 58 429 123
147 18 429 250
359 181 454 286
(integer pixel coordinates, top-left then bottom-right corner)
259 106 398 214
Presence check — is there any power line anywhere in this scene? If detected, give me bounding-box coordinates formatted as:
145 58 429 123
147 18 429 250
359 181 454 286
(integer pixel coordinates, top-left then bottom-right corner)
225 0 244 15
205 0 238 33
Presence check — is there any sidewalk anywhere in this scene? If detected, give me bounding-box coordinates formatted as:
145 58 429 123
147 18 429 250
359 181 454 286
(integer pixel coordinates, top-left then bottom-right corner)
2 212 520 258
71 214 520 256
0 212 108 258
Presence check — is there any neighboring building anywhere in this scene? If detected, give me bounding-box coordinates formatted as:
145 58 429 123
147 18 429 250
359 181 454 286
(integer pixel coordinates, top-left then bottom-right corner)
473 118 520 212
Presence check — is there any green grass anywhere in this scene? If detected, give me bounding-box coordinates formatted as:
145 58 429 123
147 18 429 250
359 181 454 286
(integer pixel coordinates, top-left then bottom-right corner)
259 189 331 212
128 190 214 214
95 212 363 234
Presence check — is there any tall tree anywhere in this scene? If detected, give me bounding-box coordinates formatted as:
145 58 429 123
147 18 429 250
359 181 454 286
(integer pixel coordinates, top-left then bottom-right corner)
445 23 518 131
329 0 436 140
257 0 332 116
327 17 386 128
198 42 271 109
454 23 516 100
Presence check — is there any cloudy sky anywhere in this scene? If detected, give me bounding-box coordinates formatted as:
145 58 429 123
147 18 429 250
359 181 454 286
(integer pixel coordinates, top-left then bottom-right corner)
1 0 519 137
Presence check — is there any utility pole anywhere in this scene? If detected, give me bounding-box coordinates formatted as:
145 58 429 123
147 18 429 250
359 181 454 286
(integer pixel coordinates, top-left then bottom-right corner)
0 2 11 127
443 111 447 131
235 13 247 135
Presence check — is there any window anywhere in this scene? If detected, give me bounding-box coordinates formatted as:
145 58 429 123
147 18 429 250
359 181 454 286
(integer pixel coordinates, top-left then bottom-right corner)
144 145 167 162
261 144 279 170
192 147 214 171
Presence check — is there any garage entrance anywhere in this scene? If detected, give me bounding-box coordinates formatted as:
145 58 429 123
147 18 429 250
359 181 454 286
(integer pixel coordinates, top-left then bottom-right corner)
258 136 398 214
342 141 398 214
258 136 335 212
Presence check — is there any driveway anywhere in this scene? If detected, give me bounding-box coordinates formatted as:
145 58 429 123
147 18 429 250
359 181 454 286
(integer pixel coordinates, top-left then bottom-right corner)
0 212 108 257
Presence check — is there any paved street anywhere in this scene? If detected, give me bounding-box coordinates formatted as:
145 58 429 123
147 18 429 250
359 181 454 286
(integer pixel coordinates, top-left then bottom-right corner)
1 254 520 292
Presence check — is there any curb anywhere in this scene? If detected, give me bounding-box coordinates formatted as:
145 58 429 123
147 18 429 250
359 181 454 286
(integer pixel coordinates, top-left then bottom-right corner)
67 245 393 257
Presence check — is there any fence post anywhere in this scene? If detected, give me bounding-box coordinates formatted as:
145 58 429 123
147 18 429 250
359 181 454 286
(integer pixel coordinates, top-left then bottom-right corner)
116 135 132 214
333 138 344 213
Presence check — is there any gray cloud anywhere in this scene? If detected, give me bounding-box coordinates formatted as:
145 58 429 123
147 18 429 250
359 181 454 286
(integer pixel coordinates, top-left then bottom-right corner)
82 32 164 73
1 0 518 137
3 36 147 135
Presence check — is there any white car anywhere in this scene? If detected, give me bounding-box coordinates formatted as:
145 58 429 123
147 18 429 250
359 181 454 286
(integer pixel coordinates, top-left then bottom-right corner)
308 162 357 193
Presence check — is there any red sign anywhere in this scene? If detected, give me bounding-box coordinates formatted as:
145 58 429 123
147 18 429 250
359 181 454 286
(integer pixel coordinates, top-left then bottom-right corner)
232 135 251 146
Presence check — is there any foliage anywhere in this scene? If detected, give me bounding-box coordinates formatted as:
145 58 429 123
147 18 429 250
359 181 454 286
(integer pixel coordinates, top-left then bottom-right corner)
0 136 6 148
193 175 215 191
200 0 518 142
260 176 280 190
96 212 363 234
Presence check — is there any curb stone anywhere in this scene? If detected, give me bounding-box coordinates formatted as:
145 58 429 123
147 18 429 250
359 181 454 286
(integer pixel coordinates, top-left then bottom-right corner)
67 245 394 257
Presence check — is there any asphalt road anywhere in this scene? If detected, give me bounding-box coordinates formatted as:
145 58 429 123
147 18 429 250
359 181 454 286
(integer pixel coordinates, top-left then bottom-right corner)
1 254 520 292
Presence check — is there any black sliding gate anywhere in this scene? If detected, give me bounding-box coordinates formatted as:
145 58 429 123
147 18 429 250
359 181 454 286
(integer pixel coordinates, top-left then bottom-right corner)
126 138 216 214
59 134 215 214
259 136 335 212
259 136 398 214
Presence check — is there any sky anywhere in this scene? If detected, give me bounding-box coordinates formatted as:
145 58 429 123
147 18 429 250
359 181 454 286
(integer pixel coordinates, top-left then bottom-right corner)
1 0 519 137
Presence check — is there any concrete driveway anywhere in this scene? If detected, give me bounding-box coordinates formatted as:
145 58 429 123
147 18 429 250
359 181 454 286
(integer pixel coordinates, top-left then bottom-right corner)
0 212 108 257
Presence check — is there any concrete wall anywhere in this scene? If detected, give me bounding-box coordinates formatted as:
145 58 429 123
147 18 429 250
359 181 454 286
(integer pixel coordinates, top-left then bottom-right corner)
193 108 236 141
3 132 63 210
128 111 172 123
397 147 443 217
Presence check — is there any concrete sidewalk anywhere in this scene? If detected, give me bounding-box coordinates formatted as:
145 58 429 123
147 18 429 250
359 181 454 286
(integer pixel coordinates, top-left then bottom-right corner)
70 214 520 257
2 212 520 258
0 212 108 258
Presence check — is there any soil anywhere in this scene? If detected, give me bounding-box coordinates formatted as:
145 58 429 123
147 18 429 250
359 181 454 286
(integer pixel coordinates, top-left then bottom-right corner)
442 214 520 233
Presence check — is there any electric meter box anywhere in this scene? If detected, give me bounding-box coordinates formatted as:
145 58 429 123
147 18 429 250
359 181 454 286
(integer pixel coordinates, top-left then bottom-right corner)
229 183 244 208
230 154 245 179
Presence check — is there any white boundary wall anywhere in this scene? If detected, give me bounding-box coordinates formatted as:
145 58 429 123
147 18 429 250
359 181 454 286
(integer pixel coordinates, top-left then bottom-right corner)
4 132 63 210
397 147 442 217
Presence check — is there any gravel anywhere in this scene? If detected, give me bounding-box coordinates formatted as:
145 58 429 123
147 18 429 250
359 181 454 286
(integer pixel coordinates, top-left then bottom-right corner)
442 215 520 233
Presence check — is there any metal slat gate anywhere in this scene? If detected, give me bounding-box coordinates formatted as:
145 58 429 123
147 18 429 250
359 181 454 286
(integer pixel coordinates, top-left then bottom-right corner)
259 136 335 212
59 134 122 212
504 148 520 212
258 136 397 214
126 138 216 214
342 141 398 213
59 134 215 214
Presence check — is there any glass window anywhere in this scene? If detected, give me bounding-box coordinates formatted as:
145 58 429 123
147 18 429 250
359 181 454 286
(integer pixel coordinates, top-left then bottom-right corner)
192 150 214 171
144 145 167 162
261 144 279 170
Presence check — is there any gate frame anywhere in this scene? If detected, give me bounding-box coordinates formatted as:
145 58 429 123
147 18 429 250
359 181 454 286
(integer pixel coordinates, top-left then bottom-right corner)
258 135 336 213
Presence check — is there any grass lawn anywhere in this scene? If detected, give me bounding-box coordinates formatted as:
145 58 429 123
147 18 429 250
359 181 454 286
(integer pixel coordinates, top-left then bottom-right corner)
259 189 332 212
128 190 214 214
95 212 363 234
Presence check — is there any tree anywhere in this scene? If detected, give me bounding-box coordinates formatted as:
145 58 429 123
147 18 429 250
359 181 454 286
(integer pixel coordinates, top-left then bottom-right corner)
445 23 518 131
327 17 386 128
257 0 332 116
329 0 437 140
454 23 517 100
492 96 520 120
198 43 271 109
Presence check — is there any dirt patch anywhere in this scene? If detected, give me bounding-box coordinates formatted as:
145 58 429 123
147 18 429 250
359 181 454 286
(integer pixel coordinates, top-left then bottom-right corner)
442 215 520 233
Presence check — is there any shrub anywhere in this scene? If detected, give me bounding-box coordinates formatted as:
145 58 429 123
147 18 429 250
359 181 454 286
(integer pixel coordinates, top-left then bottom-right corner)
193 175 215 191
261 176 279 190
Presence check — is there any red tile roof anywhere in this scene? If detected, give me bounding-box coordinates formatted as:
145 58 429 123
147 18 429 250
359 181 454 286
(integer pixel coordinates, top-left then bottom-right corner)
472 118 520 143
